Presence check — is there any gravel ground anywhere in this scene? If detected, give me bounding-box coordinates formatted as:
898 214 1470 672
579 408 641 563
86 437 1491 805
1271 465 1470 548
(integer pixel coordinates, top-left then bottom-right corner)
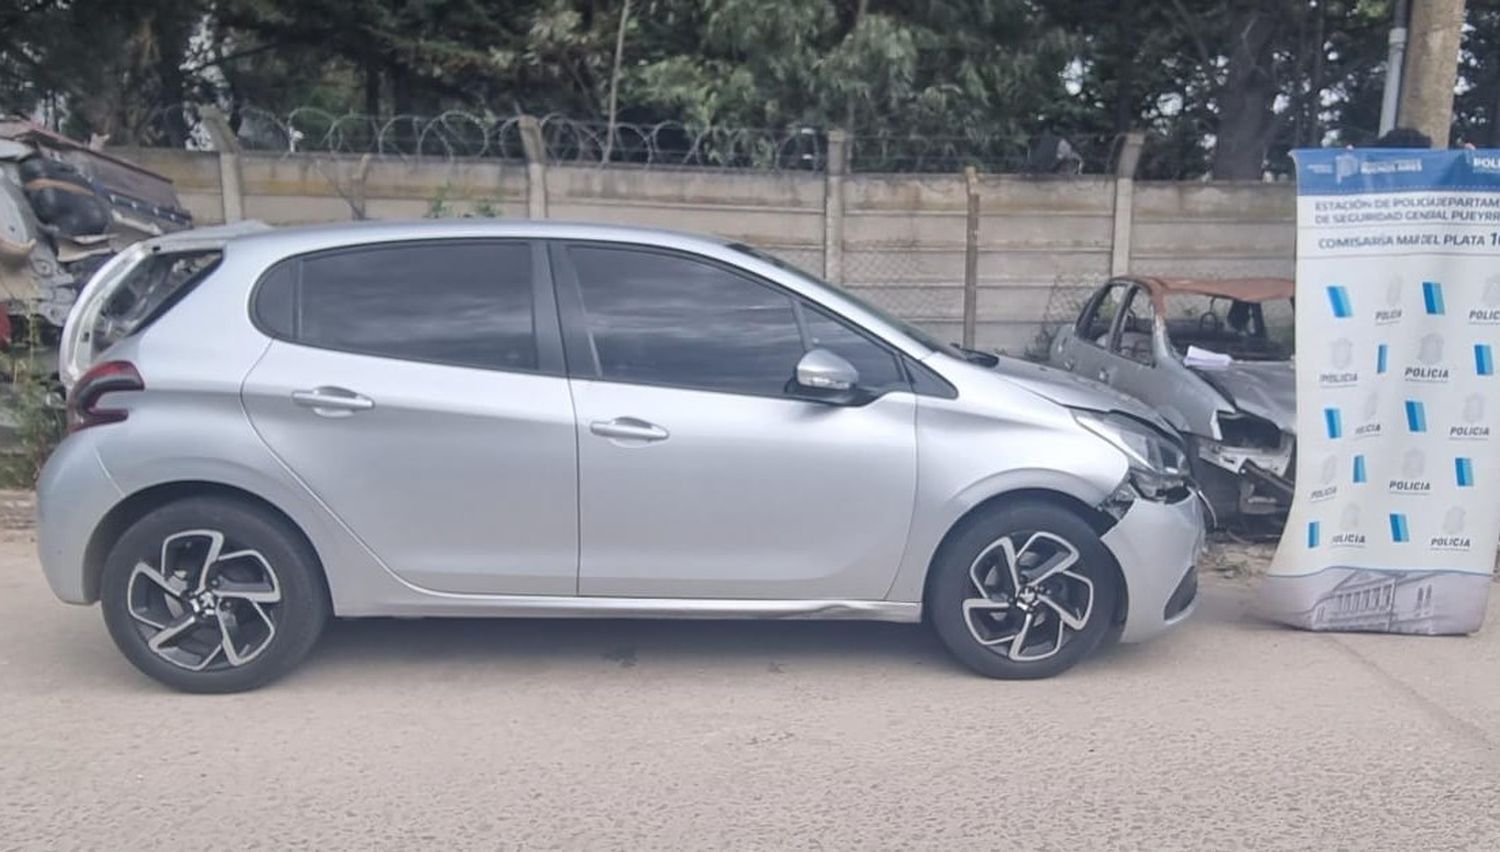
1 491 1498 850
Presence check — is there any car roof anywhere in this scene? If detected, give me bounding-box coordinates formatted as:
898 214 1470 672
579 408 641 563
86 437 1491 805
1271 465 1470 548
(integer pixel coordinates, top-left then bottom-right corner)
223 218 735 256
1115 275 1295 304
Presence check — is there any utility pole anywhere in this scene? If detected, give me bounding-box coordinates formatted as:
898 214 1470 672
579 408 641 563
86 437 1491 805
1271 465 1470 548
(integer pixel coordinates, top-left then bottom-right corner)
1378 0 1409 136
1396 0 1467 147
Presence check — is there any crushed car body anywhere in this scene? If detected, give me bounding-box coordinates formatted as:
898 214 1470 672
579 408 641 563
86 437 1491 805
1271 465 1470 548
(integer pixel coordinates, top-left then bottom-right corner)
0 118 191 341
1049 275 1296 525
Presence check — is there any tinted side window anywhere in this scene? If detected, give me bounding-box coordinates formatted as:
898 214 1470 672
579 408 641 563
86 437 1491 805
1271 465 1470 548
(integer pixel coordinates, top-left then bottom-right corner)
569 246 805 395
798 303 905 391
294 241 535 371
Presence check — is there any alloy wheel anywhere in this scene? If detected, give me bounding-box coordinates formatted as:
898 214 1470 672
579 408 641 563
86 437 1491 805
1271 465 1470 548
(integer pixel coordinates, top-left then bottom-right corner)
961 531 1095 662
124 529 283 672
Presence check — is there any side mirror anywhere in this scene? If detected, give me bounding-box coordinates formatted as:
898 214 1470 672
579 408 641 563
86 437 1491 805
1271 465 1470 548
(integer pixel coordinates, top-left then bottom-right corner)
792 348 866 404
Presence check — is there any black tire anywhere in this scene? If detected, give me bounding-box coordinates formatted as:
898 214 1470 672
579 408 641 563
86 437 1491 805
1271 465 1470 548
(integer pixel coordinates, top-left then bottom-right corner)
928 500 1121 679
100 497 329 693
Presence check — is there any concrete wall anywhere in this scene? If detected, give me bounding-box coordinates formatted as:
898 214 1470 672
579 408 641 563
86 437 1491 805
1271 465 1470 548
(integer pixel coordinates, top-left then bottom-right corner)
113 147 1295 354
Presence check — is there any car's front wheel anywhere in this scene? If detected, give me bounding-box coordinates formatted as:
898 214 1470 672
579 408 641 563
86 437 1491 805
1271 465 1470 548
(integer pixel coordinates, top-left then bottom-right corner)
928 500 1121 679
100 497 329 693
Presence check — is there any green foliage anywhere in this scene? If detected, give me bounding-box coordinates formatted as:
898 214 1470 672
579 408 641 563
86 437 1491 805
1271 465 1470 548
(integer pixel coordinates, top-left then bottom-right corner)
425 184 453 219
4 0 1499 176
424 185 502 218
0 335 66 489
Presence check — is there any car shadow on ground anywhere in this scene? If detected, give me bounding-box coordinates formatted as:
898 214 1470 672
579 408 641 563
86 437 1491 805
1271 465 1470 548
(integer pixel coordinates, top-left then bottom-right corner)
296 602 1211 682
310 616 954 673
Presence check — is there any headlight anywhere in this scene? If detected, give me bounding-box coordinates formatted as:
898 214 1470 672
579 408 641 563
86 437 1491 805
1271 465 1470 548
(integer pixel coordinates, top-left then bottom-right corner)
1074 411 1190 501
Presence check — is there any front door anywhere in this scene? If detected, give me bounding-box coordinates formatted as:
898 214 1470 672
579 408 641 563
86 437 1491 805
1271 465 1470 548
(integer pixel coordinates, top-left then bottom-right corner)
553 243 918 600
242 239 579 596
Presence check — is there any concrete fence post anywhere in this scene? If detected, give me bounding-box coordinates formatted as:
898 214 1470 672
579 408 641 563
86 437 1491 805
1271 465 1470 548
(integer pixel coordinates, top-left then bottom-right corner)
1109 131 1146 277
823 129 848 283
962 165 980 349
518 115 548 219
200 107 244 223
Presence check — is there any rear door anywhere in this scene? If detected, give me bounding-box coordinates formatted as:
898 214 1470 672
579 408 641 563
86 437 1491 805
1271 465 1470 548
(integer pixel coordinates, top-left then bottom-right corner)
242 239 579 596
552 242 918 600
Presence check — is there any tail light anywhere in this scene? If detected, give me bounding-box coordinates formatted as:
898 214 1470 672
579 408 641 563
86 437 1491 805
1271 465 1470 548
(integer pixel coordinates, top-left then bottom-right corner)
67 360 144 432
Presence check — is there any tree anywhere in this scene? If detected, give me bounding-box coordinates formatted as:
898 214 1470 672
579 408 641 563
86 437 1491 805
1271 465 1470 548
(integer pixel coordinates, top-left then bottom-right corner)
1 0 207 145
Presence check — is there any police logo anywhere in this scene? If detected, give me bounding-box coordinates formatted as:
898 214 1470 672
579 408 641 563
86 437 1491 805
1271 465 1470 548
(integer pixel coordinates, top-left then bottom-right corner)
1335 152 1359 182
1322 338 1358 385
1445 507 1465 534
1331 338 1353 369
1485 277 1500 307
1464 394 1485 423
1355 392 1382 437
1402 449 1424 478
1433 506 1472 550
1471 277 1500 323
1418 334 1443 366
1340 503 1361 531
1310 454 1339 500
1377 278 1404 323
1406 333 1450 382
1451 394 1490 439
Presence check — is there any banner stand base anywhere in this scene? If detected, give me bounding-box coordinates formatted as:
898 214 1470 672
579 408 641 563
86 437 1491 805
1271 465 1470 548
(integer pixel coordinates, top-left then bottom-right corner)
1257 568 1491 635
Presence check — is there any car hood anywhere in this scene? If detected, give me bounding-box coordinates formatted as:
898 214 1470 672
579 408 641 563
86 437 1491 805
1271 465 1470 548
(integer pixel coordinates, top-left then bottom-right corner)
1189 360 1296 433
987 355 1176 435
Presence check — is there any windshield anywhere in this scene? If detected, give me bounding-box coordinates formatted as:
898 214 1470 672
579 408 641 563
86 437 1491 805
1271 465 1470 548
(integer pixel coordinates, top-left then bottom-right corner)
726 243 960 357
1159 292 1294 361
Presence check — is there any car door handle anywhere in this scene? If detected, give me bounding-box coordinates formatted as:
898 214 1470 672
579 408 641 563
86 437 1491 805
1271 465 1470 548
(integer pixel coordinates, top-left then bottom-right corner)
1097 368 1114 382
291 386 375 417
589 417 669 442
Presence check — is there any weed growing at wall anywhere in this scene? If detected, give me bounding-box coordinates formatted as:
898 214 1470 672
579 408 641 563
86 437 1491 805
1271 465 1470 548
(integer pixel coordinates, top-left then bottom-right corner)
0 324 65 488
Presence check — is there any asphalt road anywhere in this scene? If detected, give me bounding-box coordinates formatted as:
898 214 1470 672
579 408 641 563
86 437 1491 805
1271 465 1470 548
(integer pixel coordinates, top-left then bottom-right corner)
2 502 1498 850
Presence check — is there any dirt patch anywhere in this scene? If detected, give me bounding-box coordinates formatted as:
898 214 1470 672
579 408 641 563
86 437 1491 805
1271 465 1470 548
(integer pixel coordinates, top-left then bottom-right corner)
1200 534 1277 581
0 489 35 531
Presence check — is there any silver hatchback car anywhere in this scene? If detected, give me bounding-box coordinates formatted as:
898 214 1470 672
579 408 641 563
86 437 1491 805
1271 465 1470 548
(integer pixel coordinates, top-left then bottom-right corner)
38 221 1203 692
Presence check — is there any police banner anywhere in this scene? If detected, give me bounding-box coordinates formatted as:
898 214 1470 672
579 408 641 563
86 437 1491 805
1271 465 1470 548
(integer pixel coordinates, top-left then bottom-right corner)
1259 148 1499 634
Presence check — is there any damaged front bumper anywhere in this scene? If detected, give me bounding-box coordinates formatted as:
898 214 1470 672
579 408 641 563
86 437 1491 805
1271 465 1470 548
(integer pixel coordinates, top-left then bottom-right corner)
1101 491 1205 643
1192 432 1295 519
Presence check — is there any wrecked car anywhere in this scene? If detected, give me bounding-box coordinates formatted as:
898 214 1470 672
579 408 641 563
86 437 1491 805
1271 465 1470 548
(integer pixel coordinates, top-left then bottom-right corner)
0 118 191 345
1050 276 1295 525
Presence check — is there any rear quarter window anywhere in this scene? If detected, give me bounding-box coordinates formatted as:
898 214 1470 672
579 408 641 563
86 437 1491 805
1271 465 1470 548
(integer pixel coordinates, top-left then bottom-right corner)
91 250 221 353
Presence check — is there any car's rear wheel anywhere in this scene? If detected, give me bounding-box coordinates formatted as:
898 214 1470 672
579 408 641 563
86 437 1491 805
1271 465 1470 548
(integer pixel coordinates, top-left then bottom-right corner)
100 497 328 693
928 500 1121 679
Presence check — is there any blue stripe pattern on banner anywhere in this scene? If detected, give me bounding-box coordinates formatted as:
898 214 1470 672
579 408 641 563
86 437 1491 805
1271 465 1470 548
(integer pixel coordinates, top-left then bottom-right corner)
1324 407 1343 438
1405 400 1427 432
1326 286 1353 318
1294 148 1500 195
1307 522 1320 548
1423 281 1445 315
1352 454 1367 483
1457 457 1475 487
1477 344 1495 376
1389 513 1410 543
1377 344 1389 374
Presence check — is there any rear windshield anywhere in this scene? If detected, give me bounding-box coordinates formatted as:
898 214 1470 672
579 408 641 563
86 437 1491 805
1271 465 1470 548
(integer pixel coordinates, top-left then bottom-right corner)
90 250 220 353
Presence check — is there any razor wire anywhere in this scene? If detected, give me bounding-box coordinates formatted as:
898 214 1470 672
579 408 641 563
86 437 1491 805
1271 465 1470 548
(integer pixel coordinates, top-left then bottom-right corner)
141 104 829 169
139 104 1123 174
